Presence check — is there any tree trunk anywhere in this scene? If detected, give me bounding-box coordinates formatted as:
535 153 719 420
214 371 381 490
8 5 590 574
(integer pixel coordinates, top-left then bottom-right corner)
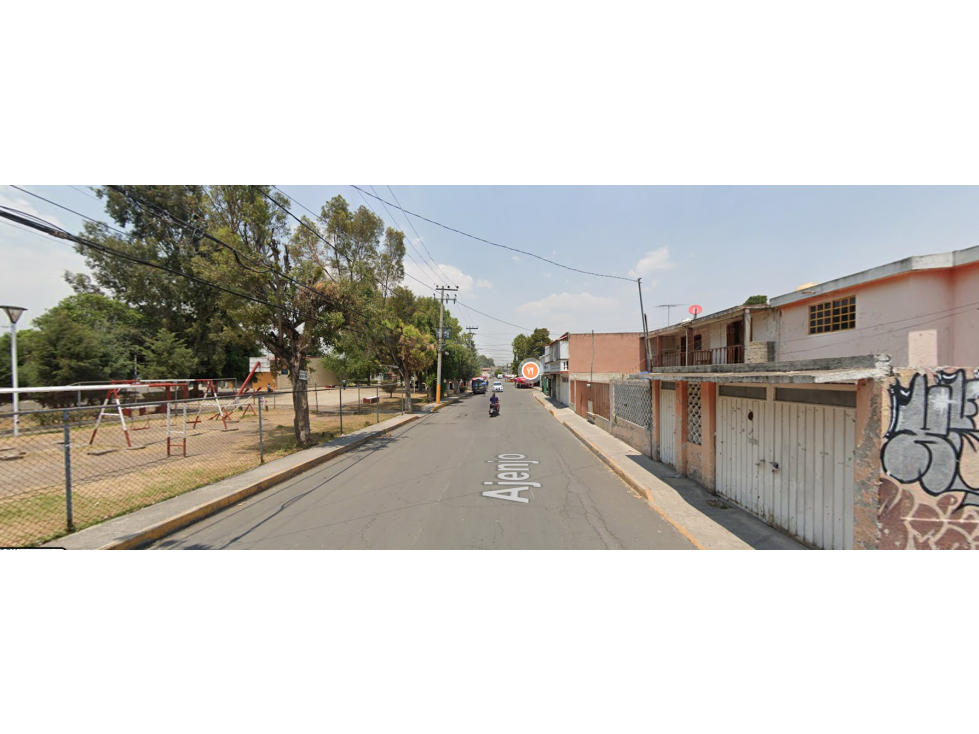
291 361 312 447
403 368 413 414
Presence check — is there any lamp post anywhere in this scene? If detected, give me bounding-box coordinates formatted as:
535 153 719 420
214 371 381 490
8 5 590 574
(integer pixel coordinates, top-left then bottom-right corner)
2 305 27 438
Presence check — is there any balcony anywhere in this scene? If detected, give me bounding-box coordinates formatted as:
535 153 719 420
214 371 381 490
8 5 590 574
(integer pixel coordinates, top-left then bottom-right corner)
648 344 743 368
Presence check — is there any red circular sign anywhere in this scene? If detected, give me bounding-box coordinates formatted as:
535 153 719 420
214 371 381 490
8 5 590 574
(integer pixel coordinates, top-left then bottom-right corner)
689 305 703 316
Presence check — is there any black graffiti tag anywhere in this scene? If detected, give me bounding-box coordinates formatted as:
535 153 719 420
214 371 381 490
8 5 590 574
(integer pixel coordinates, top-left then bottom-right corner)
881 370 979 507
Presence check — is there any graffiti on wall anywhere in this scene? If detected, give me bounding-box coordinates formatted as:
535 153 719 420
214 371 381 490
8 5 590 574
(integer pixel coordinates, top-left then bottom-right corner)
881 369 979 509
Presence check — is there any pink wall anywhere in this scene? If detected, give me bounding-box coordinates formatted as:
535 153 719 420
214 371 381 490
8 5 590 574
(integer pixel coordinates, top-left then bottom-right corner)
569 333 644 374
953 261 979 364
776 271 956 366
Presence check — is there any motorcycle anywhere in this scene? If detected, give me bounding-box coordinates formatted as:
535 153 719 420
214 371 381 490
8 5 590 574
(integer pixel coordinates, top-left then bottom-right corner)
489 400 500 418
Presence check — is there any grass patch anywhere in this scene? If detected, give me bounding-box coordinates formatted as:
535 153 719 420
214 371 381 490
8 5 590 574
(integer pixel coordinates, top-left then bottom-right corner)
0 408 404 547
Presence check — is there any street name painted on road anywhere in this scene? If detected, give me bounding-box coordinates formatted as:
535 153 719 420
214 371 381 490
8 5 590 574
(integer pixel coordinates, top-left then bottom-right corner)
482 453 539 503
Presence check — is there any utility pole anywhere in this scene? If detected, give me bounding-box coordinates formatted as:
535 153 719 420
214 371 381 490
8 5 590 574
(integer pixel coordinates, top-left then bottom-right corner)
435 285 458 404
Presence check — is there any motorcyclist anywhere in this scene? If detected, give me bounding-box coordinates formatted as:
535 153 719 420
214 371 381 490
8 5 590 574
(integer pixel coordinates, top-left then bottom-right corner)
489 393 500 414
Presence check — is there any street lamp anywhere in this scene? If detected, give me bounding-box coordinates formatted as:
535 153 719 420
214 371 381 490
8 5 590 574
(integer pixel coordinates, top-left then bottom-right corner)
2 305 26 438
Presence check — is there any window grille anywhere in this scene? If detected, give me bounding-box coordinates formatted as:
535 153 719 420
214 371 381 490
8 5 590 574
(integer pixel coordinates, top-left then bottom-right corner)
611 379 652 429
809 295 856 334
688 383 702 445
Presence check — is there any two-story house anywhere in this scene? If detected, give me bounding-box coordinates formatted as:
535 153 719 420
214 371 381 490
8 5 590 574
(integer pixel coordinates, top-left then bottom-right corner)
611 242 979 550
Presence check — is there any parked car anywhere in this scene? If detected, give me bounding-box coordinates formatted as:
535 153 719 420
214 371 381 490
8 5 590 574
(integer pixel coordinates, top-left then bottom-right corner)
492 381 503 392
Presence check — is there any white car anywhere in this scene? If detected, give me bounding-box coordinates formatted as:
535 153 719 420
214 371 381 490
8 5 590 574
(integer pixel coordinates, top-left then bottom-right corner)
492 381 504 392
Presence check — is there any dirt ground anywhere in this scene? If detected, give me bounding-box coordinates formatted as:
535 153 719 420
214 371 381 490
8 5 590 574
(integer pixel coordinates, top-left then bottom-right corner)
0 392 429 547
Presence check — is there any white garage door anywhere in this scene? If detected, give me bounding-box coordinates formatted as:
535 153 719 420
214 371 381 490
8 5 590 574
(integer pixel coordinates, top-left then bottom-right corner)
716 385 856 550
659 383 676 467
557 377 570 406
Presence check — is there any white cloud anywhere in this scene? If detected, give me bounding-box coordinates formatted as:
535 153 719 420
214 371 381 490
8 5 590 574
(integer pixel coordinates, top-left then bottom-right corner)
476 279 492 288
0 229 88 324
627 247 676 278
401 261 481 299
511 256 520 263
0 190 66 230
543 272 553 279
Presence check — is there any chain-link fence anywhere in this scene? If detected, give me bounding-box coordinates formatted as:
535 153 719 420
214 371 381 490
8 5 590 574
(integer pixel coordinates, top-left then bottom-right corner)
611 379 652 429
0 385 423 548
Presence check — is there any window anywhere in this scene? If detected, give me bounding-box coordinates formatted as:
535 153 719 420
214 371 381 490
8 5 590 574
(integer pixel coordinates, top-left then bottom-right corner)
693 334 703 351
775 387 857 407
719 385 766 400
809 296 856 334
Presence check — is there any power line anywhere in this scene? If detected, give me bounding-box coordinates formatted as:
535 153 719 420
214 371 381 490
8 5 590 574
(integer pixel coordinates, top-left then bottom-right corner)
370 184 451 287
454 299 534 331
346 185 442 288
267 186 442 296
376 184 480 331
0 206 288 311
351 185 635 282
382 185 458 290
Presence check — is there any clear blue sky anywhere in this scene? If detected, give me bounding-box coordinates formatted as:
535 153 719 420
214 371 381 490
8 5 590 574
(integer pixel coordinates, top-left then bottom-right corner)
3 185 979 366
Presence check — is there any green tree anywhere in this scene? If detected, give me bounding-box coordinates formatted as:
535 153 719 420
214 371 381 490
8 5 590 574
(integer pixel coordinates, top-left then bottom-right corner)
139 328 198 379
26 314 117 405
743 295 768 305
373 318 435 413
73 185 255 379
511 328 550 371
0 330 38 404
478 354 495 369
200 185 350 447
24 294 144 397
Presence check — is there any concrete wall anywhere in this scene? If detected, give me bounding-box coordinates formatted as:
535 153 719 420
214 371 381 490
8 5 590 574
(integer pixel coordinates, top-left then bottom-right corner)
875 366 979 549
751 310 776 341
609 417 650 457
775 271 956 366
745 342 774 363
569 333 644 375
953 261 979 364
282 358 341 392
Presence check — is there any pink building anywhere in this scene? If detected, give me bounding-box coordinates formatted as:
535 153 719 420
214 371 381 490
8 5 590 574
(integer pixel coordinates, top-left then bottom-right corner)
609 243 979 550
770 245 979 366
541 331 644 420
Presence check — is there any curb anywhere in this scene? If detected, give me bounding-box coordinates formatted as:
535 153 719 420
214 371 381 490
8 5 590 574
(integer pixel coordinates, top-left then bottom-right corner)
99 414 421 550
531 392 706 550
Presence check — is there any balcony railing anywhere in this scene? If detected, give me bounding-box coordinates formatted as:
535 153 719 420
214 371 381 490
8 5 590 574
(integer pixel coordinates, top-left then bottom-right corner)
647 344 743 368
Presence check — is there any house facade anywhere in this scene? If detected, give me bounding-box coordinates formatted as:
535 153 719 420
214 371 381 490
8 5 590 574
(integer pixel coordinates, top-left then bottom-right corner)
540 332 645 418
542 333 570 405
604 243 979 550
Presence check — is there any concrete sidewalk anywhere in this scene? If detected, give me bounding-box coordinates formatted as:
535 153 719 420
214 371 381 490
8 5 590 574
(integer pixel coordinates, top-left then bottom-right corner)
531 391 806 550
44 396 466 550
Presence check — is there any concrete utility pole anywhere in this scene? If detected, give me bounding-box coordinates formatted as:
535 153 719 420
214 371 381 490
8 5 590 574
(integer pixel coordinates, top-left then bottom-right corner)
465 326 478 356
435 285 458 404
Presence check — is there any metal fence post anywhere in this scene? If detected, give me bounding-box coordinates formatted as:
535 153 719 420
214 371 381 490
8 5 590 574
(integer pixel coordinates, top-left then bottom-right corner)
315 387 319 413
258 396 265 464
339 385 343 436
63 410 74 532
376 386 379 424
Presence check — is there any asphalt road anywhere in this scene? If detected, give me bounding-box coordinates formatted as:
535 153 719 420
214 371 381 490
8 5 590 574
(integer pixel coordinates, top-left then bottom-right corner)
152 386 695 549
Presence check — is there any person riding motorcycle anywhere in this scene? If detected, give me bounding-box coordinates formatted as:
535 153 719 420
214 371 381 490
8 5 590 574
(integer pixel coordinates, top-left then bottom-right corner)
489 393 500 415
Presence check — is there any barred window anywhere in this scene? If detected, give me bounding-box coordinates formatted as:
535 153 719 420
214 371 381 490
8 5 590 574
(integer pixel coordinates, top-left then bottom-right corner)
809 296 856 334
688 383 702 445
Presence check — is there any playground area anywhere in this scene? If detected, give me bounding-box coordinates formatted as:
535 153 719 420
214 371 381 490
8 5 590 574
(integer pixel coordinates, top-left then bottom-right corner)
0 386 427 547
